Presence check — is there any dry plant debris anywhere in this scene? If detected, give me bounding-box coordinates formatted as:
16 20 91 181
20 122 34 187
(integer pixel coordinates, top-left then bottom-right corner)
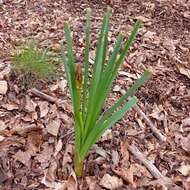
0 0 189 189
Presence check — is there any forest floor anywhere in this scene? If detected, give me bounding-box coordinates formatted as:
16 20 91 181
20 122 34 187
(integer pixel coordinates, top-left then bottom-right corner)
0 0 190 189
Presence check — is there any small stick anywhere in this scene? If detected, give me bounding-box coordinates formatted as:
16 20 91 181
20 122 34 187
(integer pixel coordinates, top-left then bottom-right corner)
30 88 58 104
128 144 164 179
134 105 167 142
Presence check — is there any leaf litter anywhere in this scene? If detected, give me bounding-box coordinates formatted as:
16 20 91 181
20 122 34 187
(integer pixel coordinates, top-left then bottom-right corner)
0 0 190 189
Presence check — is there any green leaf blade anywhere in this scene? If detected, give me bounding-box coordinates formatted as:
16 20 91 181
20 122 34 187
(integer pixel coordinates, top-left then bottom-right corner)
80 96 137 159
82 8 91 120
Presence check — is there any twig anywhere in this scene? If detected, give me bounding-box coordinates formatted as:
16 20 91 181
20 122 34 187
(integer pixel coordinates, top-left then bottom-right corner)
30 88 58 104
134 105 167 142
128 144 164 179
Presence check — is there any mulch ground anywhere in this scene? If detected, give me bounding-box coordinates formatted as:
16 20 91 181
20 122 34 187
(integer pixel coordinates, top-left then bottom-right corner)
0 0 190 189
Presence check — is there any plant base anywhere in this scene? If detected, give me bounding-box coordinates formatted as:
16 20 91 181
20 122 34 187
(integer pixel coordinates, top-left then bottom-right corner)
74 150 84 177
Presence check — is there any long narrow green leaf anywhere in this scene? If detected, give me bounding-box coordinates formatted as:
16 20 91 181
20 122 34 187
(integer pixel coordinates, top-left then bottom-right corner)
97 70 151 125
84 21 141 135
82 8 91 120
87 20 142 128
80 96 137 159
64 23 83 150
60 43 73 102
114 20 142 71
84 9 111 135
83 33 124 136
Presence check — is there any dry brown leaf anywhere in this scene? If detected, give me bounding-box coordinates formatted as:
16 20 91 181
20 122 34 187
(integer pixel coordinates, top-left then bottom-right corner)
175 133 190 152
178 164 190 176
100 174 123 190
54 139 63 157
27 130 43 155
24 95 36 112
118 71 137 79
93 144 108 158
100 129 113 141
58 79 67 92
113 85 121 92
41 173 66 190
46 118 61 136
13 150 31 166
0 66 11 80
182 117 190 127
2 102 19 110
113 168 135 187
86 176 97 190
36 143 53 164
149 105 165 121
120 140 130 168
38 101 49 118
0 135 5 141
66 172 78 190
111 150 120 165
130 163 152 178
46 158 58 182
62 144 73 166
183 11 190 18
135 16 150 22
52 41 61 52
177 65 190 79
0 80 8 94
0 120 7 131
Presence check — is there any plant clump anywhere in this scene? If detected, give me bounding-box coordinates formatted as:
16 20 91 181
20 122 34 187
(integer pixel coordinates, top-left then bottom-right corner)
62 8 151 177
12 42 56 80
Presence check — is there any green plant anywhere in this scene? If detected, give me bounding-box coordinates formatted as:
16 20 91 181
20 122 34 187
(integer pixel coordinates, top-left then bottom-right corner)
61 8 151 177
12 42 56 80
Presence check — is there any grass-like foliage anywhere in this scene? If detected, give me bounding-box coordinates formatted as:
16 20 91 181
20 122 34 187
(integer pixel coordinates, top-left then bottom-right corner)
61 8 151 176
12 42 56 80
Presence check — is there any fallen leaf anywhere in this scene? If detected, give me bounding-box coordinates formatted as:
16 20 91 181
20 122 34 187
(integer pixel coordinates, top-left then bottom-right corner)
41 173 66 190
182 117 190 127
100 129 113 141
46 118 61 136
183 11 190 18
178 164 190 176
177 65 190 79
120 140 130 168
13 150 31 166
86 176 97 190
58 79 67 92
46 158 58 182
0 135 5 141
38 101 49 118
175 133 190 152
54 139 63 157
111 150 120 165
24 95 36 112
135 16 150 22
113 167 135 187
36 142 53 164
27 130 43 155
66 172 78 190
0 80 8 94
113 85 121 92
130 163 152 178
100 174 123 190
0 66 11 80
0 120 7 131
62 144 73 166
93 144 108 158
1 102 19 110
118 71 137 79
149 105 165 121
